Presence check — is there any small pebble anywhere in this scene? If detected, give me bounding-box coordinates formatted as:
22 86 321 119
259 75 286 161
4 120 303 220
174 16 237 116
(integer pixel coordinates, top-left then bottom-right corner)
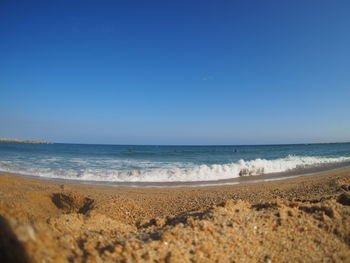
264 256 271 263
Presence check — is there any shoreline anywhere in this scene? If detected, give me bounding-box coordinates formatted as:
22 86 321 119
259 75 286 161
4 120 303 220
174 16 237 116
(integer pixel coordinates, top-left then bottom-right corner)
0 138 53 144
2 160 350 188
0 169 350 262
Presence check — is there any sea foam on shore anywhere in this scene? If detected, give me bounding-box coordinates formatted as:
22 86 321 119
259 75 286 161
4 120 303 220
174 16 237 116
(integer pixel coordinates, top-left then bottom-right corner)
1 155 349 183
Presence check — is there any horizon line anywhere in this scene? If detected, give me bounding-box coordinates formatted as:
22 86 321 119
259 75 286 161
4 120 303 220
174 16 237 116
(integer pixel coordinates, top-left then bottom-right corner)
2 138 350 147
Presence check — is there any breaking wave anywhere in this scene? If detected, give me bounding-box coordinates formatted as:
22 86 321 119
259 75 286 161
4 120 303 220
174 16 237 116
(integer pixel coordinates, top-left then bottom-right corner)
1 155 349 183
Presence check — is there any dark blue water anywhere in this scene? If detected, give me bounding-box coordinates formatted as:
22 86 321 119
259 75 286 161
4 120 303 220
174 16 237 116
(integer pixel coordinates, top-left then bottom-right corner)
0 142 349 183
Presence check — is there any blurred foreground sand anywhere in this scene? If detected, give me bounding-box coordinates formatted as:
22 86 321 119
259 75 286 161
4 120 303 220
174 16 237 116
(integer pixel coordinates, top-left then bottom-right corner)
0 169 350 262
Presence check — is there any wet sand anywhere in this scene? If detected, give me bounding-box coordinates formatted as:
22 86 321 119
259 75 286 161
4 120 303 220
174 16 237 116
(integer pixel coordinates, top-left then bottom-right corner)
0 169 350 262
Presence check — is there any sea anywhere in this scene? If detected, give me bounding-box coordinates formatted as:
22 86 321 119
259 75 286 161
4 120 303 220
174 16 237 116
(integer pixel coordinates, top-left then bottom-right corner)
0 142 350 186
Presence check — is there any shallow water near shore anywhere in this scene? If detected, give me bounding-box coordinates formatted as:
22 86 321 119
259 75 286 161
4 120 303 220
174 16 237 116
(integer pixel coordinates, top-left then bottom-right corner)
0 142 350 185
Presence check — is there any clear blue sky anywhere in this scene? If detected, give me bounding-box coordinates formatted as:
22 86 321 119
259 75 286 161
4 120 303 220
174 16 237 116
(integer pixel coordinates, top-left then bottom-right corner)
1 0 349 145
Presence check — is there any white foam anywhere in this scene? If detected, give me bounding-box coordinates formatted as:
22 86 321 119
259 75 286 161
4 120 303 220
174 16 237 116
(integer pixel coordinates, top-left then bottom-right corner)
1 155 349 183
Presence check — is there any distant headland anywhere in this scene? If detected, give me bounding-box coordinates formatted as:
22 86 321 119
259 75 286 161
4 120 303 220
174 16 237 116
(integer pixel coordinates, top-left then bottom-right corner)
0 138 53 144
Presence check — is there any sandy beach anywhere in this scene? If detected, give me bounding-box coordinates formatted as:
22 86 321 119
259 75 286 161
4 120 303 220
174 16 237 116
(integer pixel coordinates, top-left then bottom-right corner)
2 0 350 262
0 169 350 262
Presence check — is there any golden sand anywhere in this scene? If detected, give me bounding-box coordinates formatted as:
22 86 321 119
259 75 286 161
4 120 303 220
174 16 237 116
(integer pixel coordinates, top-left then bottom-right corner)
0 169 350 262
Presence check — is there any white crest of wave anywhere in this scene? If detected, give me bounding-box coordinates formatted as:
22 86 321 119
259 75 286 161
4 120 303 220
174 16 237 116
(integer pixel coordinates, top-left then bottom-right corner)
0 155 349 182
